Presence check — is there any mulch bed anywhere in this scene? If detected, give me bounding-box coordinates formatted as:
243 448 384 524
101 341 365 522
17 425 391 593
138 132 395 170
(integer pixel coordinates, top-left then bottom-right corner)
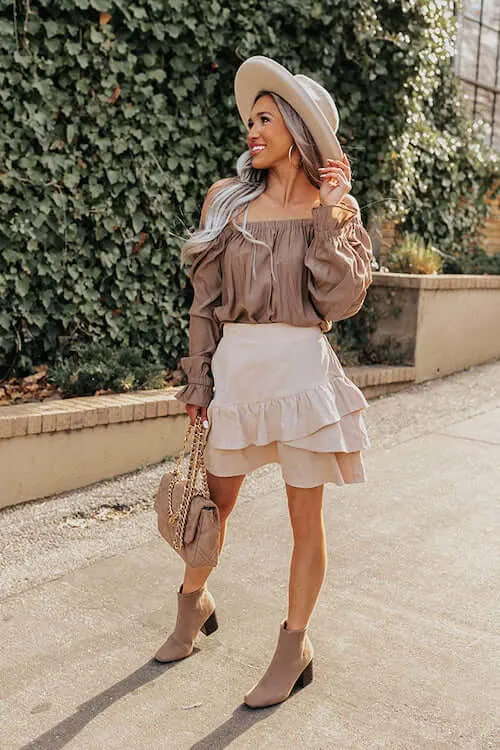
0 366 60 407
0 365 184 407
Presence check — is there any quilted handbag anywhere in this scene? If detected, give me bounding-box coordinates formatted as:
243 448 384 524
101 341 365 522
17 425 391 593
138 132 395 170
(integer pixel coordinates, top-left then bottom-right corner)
154 414 220 568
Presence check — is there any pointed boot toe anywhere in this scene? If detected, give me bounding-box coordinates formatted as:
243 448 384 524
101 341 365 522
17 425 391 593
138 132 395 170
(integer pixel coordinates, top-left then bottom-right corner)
154 583 217 664
244 620 314 708
154 632 190 662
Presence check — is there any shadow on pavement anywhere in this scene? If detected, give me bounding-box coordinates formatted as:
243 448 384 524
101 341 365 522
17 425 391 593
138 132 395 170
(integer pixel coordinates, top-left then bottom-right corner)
190 703 279 749
19 658 186 750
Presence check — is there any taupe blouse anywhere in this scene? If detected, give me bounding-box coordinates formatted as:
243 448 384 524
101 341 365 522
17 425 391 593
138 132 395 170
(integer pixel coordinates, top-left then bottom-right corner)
176 202 375 407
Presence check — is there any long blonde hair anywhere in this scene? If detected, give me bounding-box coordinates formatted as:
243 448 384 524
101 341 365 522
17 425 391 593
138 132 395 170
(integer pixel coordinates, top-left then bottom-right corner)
180 89 341 265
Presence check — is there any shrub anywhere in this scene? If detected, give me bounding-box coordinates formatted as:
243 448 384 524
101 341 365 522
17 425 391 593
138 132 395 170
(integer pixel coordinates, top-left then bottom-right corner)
47 342 166 397
385 233 444 274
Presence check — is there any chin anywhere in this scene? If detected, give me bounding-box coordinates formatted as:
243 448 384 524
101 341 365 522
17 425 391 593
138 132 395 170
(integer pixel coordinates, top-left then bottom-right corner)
251 155 273 169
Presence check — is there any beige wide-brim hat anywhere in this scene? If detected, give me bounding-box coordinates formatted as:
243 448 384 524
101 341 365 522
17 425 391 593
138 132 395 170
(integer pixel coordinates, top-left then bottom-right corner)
234 55 343 167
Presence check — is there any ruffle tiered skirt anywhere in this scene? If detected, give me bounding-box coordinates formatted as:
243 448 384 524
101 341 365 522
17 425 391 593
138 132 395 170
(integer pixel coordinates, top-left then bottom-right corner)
205 322 370 488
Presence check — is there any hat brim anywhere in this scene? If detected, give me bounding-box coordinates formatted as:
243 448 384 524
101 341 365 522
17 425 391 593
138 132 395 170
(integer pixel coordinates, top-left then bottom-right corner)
234 56 343 167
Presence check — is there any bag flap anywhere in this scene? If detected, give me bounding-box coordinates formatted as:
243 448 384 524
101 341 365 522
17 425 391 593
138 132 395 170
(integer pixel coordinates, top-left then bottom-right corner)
184 495 219 545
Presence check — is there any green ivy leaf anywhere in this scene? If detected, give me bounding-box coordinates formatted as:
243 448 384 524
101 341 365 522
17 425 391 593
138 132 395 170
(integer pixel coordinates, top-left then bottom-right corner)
15 276 30 297
44 20 60 38
150 69 166 82
63 172 80 189
132 212 146 233
113 140 129 154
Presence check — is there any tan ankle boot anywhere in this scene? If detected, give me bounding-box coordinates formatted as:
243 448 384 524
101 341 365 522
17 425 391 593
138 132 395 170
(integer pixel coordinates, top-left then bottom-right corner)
154 583 218 663
243 619 314 708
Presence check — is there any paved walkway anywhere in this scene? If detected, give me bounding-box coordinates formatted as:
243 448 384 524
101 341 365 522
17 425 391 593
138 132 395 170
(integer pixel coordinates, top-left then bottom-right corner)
1 360 499 750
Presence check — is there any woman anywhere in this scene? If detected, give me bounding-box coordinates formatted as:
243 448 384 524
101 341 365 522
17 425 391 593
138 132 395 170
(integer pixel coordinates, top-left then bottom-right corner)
154 56 375 709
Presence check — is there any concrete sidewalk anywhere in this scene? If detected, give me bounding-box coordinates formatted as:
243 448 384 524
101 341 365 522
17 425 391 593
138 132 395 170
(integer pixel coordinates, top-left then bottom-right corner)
1 360 499 750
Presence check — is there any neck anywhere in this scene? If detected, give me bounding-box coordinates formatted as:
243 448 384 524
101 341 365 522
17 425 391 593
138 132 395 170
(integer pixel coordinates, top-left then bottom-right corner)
264 158 318 208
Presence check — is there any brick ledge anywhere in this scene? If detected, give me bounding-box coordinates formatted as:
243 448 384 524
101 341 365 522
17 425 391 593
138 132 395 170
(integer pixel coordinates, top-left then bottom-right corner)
0 366 416 440
372 271 500 289
345 365 416 388
0 388 185 440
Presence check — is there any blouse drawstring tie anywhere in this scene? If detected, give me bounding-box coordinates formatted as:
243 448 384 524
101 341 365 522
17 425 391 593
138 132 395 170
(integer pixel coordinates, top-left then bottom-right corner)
243 204 277 282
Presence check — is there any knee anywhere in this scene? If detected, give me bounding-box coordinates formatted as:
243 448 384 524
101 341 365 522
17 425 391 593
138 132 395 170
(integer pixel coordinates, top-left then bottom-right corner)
288 501 325 546
291 521 325 548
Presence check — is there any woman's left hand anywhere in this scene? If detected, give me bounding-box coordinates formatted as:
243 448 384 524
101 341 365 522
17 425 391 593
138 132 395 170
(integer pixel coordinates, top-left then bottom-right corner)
318 154 352 206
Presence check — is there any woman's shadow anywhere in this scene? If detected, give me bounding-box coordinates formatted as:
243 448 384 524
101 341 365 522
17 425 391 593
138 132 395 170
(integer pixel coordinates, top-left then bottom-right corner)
19 649 282 750
189 703 279 750
20 657 177 750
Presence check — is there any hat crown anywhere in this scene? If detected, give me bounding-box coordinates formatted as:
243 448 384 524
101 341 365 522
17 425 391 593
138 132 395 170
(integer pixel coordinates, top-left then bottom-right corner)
293 74 339 134
234 55 343 164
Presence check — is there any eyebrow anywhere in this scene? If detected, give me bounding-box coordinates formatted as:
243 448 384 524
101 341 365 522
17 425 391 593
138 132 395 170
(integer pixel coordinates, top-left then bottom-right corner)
248 111 273 125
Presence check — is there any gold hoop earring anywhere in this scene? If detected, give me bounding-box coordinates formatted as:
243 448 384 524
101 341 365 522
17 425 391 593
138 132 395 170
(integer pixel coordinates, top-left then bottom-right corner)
288 143 302 169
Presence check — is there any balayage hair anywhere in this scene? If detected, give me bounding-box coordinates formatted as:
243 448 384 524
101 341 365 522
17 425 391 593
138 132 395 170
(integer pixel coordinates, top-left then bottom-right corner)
180 89 352 266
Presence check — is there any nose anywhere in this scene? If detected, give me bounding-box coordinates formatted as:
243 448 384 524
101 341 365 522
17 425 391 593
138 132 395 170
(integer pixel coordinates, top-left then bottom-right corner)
247 121 262 141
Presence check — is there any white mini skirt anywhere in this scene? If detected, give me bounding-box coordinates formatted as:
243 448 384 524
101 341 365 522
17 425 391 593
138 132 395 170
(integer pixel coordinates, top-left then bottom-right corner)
205 322 371 488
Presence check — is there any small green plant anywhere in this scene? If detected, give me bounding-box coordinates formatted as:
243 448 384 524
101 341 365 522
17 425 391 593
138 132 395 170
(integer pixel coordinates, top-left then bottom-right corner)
48 342 166 398
386 233 444 274
444 246 500 275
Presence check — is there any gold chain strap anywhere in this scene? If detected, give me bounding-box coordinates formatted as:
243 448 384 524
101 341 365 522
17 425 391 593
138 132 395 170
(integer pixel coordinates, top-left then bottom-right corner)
166 414 210 551
166 421 193 521
174 416 210 551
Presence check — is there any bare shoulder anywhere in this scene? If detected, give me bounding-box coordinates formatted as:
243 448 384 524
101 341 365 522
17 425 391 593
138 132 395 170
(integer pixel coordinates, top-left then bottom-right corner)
200 177 236 226
207 177 235 198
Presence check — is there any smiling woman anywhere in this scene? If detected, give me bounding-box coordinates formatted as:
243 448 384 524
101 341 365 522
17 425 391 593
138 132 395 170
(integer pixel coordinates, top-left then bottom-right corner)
156 55 375 711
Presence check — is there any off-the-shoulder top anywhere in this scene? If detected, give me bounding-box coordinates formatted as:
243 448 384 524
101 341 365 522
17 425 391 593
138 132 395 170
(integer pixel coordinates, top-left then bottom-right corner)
176 202 375 407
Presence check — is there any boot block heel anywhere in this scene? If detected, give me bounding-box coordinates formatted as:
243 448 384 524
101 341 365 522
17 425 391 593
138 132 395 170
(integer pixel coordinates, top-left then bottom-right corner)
200 609 218 636
295 659 313 689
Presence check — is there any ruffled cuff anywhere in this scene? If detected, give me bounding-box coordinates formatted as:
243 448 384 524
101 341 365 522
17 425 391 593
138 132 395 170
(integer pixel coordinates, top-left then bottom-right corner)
174 355 214 408
311 204 344 233
175 382 214 408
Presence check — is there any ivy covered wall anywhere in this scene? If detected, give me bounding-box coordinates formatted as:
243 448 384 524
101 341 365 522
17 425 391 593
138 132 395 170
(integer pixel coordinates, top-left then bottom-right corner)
0 0 498 375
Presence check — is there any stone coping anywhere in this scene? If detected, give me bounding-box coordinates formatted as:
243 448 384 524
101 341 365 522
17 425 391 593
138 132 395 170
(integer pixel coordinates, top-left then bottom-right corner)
0 388 185 440
372 271 500 289
0 366 415 440
345 365 416 387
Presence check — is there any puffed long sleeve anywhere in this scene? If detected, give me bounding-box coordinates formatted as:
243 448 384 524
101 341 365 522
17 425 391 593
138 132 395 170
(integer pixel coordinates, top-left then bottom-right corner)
175 238 225 408
305 204 374 322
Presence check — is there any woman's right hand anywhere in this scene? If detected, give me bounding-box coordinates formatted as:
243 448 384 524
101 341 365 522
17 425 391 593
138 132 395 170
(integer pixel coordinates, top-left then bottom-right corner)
186 403 209 427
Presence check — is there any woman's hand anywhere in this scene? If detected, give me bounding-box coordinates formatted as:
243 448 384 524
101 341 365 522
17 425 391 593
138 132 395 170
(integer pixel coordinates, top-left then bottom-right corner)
318 154 352 206
186 403 209 427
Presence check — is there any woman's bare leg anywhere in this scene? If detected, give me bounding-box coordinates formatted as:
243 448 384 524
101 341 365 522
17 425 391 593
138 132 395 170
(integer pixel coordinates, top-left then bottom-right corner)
182 471 246 593
285 483 327 630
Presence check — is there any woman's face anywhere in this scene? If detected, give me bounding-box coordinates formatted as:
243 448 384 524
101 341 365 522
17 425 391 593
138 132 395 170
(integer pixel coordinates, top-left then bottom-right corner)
247 94 294 168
